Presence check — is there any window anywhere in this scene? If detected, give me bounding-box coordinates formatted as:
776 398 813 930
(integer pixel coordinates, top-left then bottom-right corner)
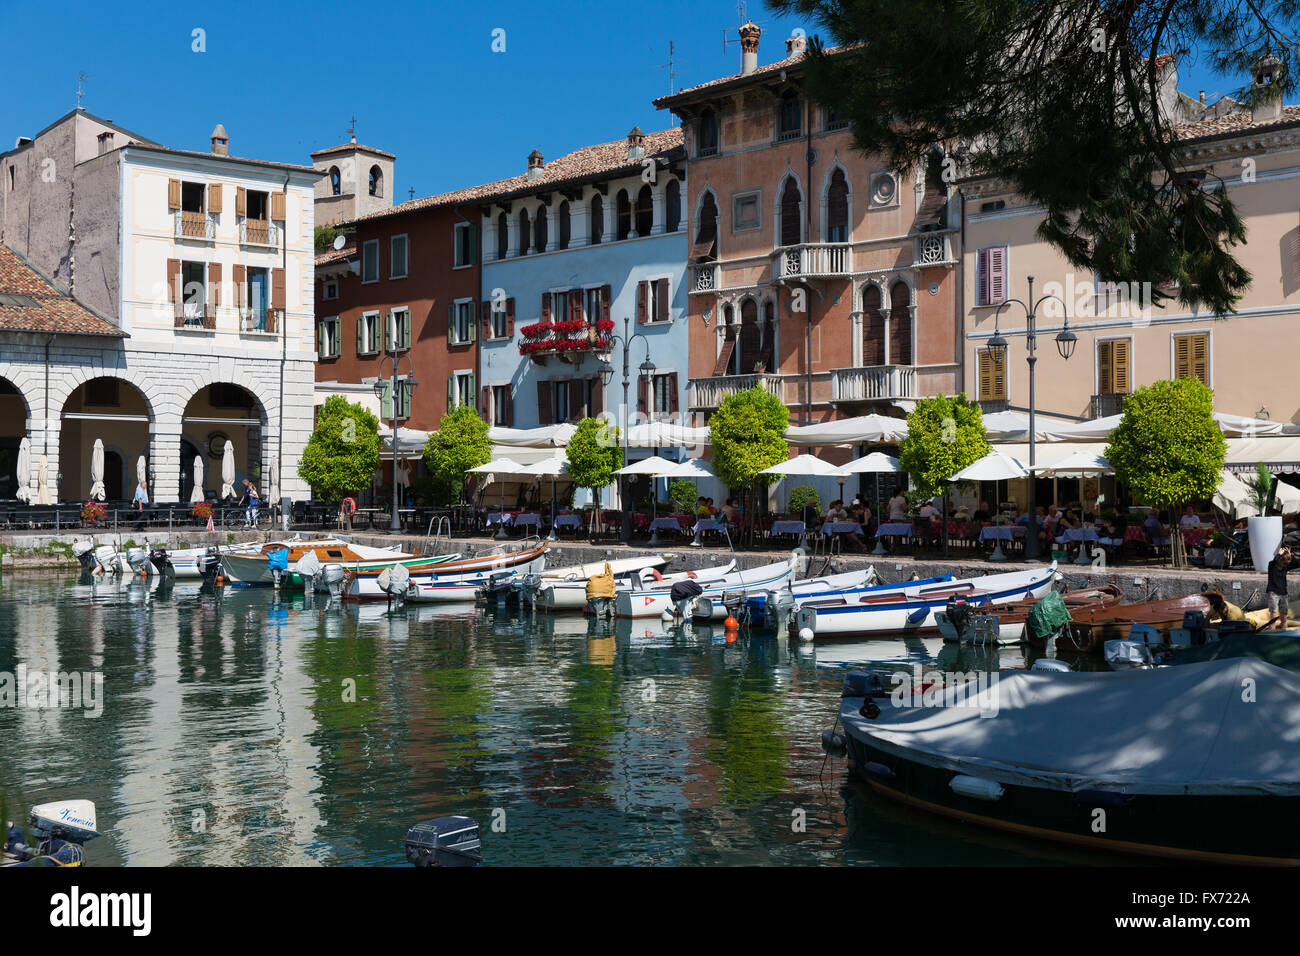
889 282 912 366
181 182 205 213
380 377 415 419
492 384 513 426
551 380 569 422
558 201 571 250
975 246 1008 306
180 261 207 324
362 239 379 283
446 372 475 410
323 280 339 301
827 169 849 243
357 312 380 355
245 266 270 331
491 297 512 338
635 186 653 236
980 200 1006 212
1097 339 1131 395
777 90 802 140
733 191 761 233
977 348 1006 401
590 195 604 245
85 379 119 406
518 209 530 255
534 206 548 251
649 279 667 323
652 373 677 417
385 308 412 351
824 103 848 131
616 189 631 241
695 191 718 260
1173 333 1209 385
317 316 340 359
697 109 719 157
551 290 569 324
369 165 383 198
329 167 341 196
666 179 681 232
779 177 802 246
390 234 408 278
583 287 603 325
449 300 475 345
862 285 885 366
394 377 413 418
246 190 268 221
496 212 509 259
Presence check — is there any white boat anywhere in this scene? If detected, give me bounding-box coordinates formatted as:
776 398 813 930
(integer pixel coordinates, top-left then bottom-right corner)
356 542 547 601
222 540 446 588
691 567 874 622
535 559 738 611
615 554 800 619
165 537 363 578
507 553 678 605
796 563 1058 638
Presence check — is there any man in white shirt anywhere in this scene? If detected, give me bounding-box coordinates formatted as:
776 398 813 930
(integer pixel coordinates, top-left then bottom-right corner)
1180 505 1202 528
918 500 941 521
887 492 909 522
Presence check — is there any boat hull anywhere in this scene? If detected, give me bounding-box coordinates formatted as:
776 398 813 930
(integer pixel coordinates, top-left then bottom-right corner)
615 557 798 618
1042 594 1212 654
222 550 437 588
535 560 738 612
350 544 549 600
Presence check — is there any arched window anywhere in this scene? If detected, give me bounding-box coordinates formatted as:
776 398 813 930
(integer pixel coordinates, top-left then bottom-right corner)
368 165 383 197
889 282 912 366
518 208 531 255
666 179 681 232
616 189 631 241
534 206 548 252
497 211 509 259
779 177 802 247
558 201 571 250
329 166 341 196
590 194 604 244
827 168 849 243
738 299 769 374
695 190 718 260
635 185 653 236
862 285 886 367
777 91 802 140
697 109 719 156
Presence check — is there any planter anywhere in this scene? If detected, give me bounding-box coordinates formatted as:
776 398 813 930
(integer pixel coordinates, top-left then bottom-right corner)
1248 515 1283 572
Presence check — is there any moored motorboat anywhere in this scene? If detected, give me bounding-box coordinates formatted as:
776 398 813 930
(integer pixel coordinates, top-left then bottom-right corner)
508 553 678 606
692 567 875 624
360 541 547 602
221 540 451 589
1041 593 1212 654
535 559 738 611
615 553 800 619
3 799 101 867
835 657 1300 864
937 584 1124 645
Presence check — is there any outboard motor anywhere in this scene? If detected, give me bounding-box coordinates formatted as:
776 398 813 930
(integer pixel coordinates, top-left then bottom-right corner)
295 550 322 593
93 544 119 575
2 800 101 867
377 563 410 606
198 548 222 585
126 547 152 576
148 546 174 578
518 573 543 608
404 816 481 868
71 540 97 573
764 586 797 633
944 596 972 643
1182 609 1208 646
669 579 704 624
322 564 346 599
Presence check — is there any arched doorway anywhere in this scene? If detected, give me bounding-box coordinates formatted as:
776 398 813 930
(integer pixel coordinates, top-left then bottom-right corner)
0 377 29 499
59 376 152 503
182 383 266 503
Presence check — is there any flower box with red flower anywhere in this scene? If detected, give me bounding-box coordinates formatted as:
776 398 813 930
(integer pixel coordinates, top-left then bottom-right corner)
192 502 214 522
81 500 107 526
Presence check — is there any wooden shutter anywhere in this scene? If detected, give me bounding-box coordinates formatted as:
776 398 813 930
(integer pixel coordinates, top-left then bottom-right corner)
480 301 492 340
166 258 181 312
988 246 1007 304
400 311 411 349
506 297 515 337
656 279 670 322
465 305 476 343
481 386 490 423
1175 334 1209 385
636 280 648 324
357 315 365 355
1112 340 1130 393
862 286 885 366
168 179 181 211
888 283 912 366
667 372 679 413
976 249 990 306
600 285 611 323
541 292 551 323
271 191 286 220
447 303 455 346
316 321 325 357
447 376 456 412
236 187 247 217
1099 340 1131 394
232 264 246 307
208 262 222 307
713 339 736 377
638 374 650 415
590 376 603 416
978 349 1005 401
208 182 223 214
386 312 394 352
569 288 583 323
506 389 515 426
537 381 553 425
271 267 285 311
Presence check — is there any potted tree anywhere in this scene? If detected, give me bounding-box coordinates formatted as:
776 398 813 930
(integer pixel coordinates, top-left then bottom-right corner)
1245 462 1282 572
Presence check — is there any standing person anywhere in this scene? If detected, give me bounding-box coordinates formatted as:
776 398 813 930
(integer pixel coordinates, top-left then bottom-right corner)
133 479 148 511
237 478 261 528
1267 546 1292 630
888 490 909 522
720 498 741 530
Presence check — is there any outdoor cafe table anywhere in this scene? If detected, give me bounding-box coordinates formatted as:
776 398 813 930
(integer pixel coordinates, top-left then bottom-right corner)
1124 525 1148 543
823 521 863 536
485 511 520 526
649 516 683 533
978 525 1025 542
874 522 912 539
770 520 806 537
693 518 724 533
511 513 541 529
552 514 582 530
1055 527 1100 545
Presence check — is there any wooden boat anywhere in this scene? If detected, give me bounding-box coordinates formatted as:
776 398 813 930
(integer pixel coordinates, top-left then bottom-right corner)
796 563 1057 639
535 559 738 611
508 553 679 607
691 567 875 623
938 585 1125 645
614 554 799 619
836 657 1300 864
349 541 548 601
221 541 456 588
1038 593 1212 654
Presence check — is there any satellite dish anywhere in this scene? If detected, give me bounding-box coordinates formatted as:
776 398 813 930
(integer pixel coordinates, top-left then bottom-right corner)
333 234 346 250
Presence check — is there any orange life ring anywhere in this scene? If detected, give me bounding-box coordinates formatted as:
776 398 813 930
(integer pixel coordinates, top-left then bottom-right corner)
650 569 664 581
341 497 357 516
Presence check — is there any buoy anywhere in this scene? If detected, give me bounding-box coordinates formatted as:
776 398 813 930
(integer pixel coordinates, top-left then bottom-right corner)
724 615 739 630
798 627 815 642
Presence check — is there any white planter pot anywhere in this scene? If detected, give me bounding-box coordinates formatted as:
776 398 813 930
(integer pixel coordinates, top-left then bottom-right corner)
1248 516 1283 572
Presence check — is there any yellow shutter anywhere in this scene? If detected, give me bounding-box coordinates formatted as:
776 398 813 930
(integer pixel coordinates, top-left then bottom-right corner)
1176 333 1209 385
978 351 992 400
1099 341 1113 394
978 349 1005 401
1112 339 1130 393
168 178 180 211
1174 335 1190 379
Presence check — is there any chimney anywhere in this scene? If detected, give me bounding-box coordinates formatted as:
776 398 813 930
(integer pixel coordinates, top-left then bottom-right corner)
97 131 114 155
210 123 229 156
785 33 807 58
527 148 544 181
1250 54 1284 123
626 126 646 162
739 20 761 75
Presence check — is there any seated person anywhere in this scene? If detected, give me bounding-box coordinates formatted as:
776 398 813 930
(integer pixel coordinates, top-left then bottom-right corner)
1058 508 1082 531
1205 590 1272 628
720 498 741 527
800 499 820 528
696 497 710 517
918 500 941 522
824 499 849 523
972 500 991 522
1180 504 1202 528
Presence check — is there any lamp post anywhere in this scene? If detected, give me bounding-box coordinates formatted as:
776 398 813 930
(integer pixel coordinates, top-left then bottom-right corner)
600 316 654 545
985 275 1076 561
373 317 419 533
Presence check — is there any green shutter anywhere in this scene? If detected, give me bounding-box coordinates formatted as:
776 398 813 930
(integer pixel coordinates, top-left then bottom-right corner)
466 304 476 343
468 223 478 265
400 311 411 349
402 380 414 418
356 316 363 355
316 321 325 358
447 374 456 409
383 311 392 352
448 303 455 345
467 373 476 409
380 379 393 419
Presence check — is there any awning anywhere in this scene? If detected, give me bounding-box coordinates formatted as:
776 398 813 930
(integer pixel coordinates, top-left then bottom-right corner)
379 426 430 459
488 424 577 448
625 421 710 447
1225 437 1300 474
786 413 909 446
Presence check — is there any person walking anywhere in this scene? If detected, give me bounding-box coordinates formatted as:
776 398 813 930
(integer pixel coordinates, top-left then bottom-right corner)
133 479 148 511
1266 546 1292 630
237 478 261 529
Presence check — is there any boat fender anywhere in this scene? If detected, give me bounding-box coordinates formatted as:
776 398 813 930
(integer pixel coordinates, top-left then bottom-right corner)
798 627 815 642
820 730 847 756
862 761 895 781
949 775 1005 802
686 571 697 579
1072 789 1135 809
1031 658 1071 672
906 606 929 625
858 700 880 720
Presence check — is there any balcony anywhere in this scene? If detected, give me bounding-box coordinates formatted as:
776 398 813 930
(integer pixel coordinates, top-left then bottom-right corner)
240 308 279 335
689 373 785 410
830 366 917 404
174 304 215 330
771 243 852 282
690 263 718 294
1091 393 1127 418
240 218 279 248
174 210 215 241
519 319 613 365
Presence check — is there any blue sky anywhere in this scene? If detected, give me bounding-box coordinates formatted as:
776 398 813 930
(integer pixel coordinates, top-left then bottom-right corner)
2 0 1249 201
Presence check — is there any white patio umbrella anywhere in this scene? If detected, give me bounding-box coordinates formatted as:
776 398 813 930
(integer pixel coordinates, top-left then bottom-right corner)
15 436 31 503
841 452 903 531
36 454 51 505
758 454 850 479
469 457 526 539
1030 450 1112 476
614 456 679 545
518 456 570 540
661 459 715 480
221 439 236 500
190 455 205 504
89 439 106 501
950 451 1030 562
785 413 909 446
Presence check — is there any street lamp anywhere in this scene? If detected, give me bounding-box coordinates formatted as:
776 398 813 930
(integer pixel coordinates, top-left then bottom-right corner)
374 331 419 533
600 316 653 544
985 274 1075 561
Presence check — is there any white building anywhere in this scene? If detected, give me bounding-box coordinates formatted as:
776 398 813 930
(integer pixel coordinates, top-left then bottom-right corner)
0 109 320 504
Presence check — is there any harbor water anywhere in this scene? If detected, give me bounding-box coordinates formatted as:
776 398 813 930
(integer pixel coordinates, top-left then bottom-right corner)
0 573 1123 866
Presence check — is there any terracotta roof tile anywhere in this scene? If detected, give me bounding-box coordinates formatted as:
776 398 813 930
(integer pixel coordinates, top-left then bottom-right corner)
125 143 321 175
0 244 124 337
311 142 397 160
1171 104 1300 141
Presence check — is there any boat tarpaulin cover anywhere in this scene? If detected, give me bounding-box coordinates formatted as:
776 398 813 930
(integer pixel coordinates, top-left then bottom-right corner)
841 658 1300 796
1027 591 1071 640
1171 633 1300 673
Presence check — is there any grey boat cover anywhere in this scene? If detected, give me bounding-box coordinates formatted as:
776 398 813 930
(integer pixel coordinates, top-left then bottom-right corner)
840 657 1300 796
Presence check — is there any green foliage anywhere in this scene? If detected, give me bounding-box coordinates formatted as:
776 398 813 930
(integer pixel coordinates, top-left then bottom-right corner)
766 0 1292 313
668 478 698 513
788 484 821 516
709 387 790 490
565 418 622 492
899 395 989 501
314 224 345 254
297 395 381 502
1105 378 1226 510
423 404 492 505
1244 462 1276 515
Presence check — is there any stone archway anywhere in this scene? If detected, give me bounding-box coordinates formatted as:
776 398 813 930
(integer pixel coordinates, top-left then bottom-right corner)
181 383 268 502
0 376 30 499
58 376 153 503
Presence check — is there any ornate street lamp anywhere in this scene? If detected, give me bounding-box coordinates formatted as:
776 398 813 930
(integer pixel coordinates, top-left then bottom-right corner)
374 320 419 533
599 316 653 544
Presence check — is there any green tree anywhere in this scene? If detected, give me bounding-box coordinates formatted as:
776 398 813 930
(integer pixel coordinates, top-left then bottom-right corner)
710 386 790 490
899 395 990 502
787 484 822 517
1106 377 1226 567
566 417 622 534
423 404 492 505
297 395 381 502
766 0 1298 315
314 224 345 254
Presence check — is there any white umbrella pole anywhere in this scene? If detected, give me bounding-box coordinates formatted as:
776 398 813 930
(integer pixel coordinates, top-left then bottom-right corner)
495 476 509 541
990 479 1007 562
